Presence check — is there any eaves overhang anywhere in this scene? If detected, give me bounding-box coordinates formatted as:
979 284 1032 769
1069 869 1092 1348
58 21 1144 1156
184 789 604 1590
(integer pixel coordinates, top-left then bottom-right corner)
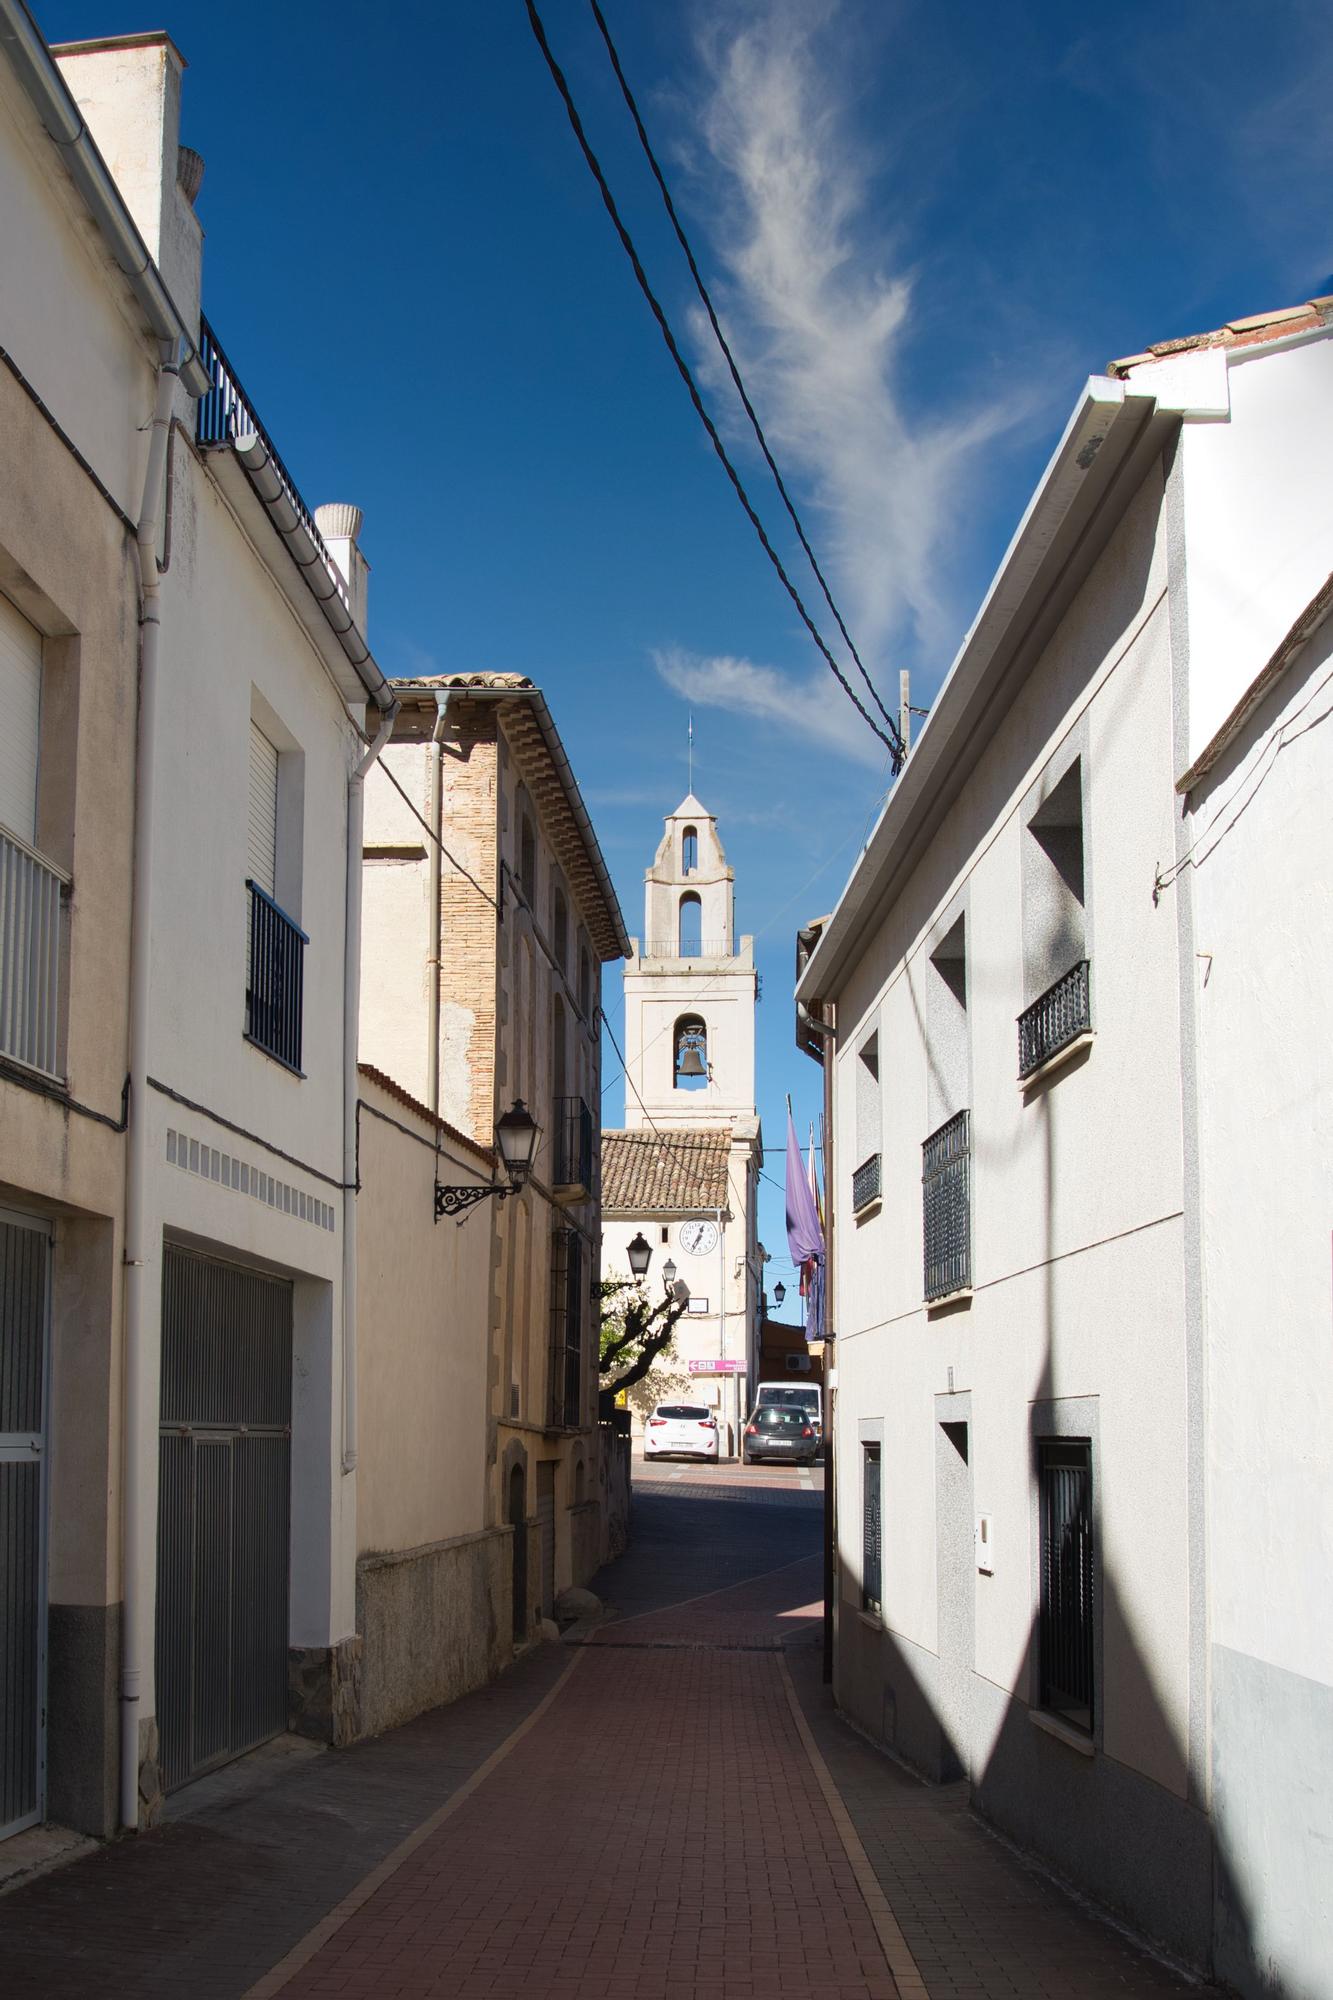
0 0 211 396
203 438 392 710
796 376 1173 1007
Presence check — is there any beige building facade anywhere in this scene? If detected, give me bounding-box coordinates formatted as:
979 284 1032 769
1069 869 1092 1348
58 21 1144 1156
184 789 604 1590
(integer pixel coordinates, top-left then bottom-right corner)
359 673 629 1666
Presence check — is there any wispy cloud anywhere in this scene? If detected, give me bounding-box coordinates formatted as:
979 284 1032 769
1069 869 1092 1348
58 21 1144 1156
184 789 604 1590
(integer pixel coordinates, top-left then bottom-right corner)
654 645 889 770
651 0 1028 760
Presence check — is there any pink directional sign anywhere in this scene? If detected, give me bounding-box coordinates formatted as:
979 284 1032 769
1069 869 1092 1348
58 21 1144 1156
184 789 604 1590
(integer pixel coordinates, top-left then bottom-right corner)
687 1358 745 1374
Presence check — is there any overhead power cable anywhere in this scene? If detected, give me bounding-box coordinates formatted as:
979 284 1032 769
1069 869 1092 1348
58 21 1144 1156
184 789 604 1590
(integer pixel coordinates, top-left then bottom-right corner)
523 0 904 771
587 0 903 761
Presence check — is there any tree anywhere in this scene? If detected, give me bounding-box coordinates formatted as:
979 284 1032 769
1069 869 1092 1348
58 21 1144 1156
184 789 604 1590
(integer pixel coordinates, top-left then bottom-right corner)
598 1271 688 1397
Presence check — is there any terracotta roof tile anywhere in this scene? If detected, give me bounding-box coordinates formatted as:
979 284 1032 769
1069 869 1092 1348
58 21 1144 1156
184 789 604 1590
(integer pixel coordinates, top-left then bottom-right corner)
1107 297 1333 377
357 1063 494 1166
601 1129 731 1213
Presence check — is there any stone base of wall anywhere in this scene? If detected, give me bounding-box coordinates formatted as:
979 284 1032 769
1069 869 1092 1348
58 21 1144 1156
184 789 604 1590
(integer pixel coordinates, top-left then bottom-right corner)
46 1600 121 1837
354 1526 510 1740
289 1635 364 1748
569 1499 602 1587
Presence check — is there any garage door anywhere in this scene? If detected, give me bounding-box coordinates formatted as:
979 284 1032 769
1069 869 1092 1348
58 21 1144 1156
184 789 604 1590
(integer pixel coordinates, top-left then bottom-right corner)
155 1249 292 1792
0 1212 49 1840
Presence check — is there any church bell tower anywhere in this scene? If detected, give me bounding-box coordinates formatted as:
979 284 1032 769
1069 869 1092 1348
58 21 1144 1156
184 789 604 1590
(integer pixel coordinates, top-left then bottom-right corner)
623 796 757 1131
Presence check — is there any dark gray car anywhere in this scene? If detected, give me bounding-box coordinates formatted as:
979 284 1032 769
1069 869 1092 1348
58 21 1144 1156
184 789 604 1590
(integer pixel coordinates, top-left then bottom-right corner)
743 1405 819 1465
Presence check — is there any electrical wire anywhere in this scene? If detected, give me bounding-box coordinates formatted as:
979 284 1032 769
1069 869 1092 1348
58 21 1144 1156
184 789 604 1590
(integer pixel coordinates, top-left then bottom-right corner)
523 0 903 769
376 758 500 912
586 0 903 760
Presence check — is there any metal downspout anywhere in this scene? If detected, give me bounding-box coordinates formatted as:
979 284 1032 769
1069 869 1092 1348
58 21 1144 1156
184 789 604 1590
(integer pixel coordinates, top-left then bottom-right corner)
427 694 450 1117
341 697 398 1475
120 354 181 1831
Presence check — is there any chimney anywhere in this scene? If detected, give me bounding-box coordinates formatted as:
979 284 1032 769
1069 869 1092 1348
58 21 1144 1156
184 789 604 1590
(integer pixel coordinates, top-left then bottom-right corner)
315 505 370 634
52 33 202 345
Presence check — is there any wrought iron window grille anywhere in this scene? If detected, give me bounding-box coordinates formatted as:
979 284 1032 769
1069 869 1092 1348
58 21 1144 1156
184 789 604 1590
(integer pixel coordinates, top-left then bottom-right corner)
922 1110 971 1301
1018 959 1091 1080
1038 1438 1095 1733
852 1153 882 1212
244 881 307 1075
548 1227 585 1430
554 1095 594 1193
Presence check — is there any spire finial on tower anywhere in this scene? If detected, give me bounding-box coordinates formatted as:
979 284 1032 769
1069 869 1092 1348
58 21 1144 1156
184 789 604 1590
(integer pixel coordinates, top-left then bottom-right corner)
688 710 694 796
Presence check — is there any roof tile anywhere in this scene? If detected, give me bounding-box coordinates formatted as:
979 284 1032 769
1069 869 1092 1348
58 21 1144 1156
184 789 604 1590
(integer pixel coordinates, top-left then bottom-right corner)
601 1129 731 1213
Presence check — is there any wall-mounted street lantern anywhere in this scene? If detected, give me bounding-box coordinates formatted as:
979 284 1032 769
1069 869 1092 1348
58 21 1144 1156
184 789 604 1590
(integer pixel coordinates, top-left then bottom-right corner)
773 1281 787 1308
627 1231 652 1279
435 1100 540 1222
662 1257 677 1290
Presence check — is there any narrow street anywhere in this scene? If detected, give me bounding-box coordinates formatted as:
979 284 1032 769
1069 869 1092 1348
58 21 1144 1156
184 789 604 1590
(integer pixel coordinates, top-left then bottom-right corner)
3 1464 1216 1999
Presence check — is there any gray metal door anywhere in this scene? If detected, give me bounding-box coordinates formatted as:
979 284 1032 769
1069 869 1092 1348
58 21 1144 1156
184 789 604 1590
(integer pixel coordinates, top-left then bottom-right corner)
0 1211 50 1840
536 1462 556 1618
156 1248 292 1792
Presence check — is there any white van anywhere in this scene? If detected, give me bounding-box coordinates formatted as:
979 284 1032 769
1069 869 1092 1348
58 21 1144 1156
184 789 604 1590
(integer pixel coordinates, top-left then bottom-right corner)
754 1381 822 1430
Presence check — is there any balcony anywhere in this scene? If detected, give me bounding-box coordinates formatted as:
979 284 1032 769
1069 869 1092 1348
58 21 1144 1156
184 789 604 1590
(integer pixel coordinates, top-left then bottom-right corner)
922 1110 971 1302
0 825 66 1080
245 881 306 1075
553 1095 594 1202
1018 959 1092 1082
851 1153 881 1214
644 938 731 959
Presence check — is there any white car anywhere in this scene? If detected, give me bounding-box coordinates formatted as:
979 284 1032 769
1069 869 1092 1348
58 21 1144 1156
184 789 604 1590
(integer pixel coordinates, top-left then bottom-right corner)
644 1403 720 1462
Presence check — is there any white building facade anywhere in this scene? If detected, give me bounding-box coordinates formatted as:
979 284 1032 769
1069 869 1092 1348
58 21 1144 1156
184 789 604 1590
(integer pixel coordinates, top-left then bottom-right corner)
797 302 1333 1993
603 800 762 1443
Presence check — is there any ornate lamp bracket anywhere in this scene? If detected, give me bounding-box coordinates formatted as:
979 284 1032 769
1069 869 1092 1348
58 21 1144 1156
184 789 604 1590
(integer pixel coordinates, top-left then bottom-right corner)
434 1181 516 1223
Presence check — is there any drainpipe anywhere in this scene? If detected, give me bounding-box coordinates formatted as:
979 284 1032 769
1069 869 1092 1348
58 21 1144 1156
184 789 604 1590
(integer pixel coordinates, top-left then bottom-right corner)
426 693 450 1117
120 353 182 1832
341 695 399 1475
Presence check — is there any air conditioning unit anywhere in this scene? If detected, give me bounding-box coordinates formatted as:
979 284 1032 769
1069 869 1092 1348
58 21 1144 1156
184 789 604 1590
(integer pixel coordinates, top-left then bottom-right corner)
785 1353 812 1373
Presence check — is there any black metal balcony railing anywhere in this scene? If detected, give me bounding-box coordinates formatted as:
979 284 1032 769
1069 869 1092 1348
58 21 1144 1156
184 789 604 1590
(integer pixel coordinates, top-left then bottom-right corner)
852 1153 881 1212
922 1109 971 1301
197 318 348 609
1018 959 1092 1080
554 1095 594 1194
245 881 307 1074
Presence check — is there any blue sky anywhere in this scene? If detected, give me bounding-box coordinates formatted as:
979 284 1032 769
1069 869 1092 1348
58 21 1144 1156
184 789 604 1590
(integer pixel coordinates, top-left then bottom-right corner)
43 0 1332 1291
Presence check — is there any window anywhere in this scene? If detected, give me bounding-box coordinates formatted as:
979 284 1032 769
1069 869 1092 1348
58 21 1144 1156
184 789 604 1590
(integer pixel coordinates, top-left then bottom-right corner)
863 1444 882 1615
1020 759 1090 1078
682 825 698 875
245 718 305 1072
548 1227 584 1428
673 1014 708 1090
0 593 63 1078
922 1111 970 1300
0 592 41 845
1038 1439 1094 1733
853 1029 881 1211
520 815 536 904
578 941 592 1018
678 891 702 957
552 885 569 973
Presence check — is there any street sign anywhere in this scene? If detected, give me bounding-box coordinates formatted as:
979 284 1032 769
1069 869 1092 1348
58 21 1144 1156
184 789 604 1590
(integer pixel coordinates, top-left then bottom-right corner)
688 1358 745 1375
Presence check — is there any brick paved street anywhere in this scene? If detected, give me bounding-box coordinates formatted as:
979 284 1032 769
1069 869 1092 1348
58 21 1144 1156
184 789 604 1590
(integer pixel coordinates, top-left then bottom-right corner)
1 1461 1219 1997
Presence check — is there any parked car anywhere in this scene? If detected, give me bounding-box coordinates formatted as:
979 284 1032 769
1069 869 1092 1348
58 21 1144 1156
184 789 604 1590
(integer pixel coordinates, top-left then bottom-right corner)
755 1382 822 1432
644 1403 720 1462
743 1406 819 1465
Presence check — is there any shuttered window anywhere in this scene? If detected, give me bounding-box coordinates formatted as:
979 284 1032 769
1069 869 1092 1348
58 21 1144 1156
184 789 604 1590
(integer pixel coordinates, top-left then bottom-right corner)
863 1444 882 1615
0 595 42 847
247 722 278 899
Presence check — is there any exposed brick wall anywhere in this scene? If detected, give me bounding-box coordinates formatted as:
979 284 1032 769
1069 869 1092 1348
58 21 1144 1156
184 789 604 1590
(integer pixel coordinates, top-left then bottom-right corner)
438 704 502 1146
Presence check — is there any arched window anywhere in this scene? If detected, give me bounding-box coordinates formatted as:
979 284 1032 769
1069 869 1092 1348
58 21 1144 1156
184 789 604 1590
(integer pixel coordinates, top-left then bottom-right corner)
678 891 702 957
674 1014 708 1090
682 826 698 875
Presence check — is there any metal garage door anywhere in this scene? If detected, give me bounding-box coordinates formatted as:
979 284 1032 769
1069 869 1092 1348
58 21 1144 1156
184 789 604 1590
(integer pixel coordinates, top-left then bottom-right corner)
156 1248 292 1792
0 1212 49 1840
536 1462 556 1618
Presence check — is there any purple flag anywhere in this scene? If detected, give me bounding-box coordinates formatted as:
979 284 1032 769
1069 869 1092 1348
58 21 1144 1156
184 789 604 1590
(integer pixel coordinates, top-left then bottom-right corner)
785 1107 825 1340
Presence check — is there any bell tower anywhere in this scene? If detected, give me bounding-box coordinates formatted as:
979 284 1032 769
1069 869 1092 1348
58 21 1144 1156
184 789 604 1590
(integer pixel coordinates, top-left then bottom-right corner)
622 797 757 1132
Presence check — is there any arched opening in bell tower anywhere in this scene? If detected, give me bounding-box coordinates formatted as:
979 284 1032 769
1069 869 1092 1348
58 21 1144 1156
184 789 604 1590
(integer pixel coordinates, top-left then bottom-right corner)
678 891 702 957
681 825 698 875
674 1014 709 1090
